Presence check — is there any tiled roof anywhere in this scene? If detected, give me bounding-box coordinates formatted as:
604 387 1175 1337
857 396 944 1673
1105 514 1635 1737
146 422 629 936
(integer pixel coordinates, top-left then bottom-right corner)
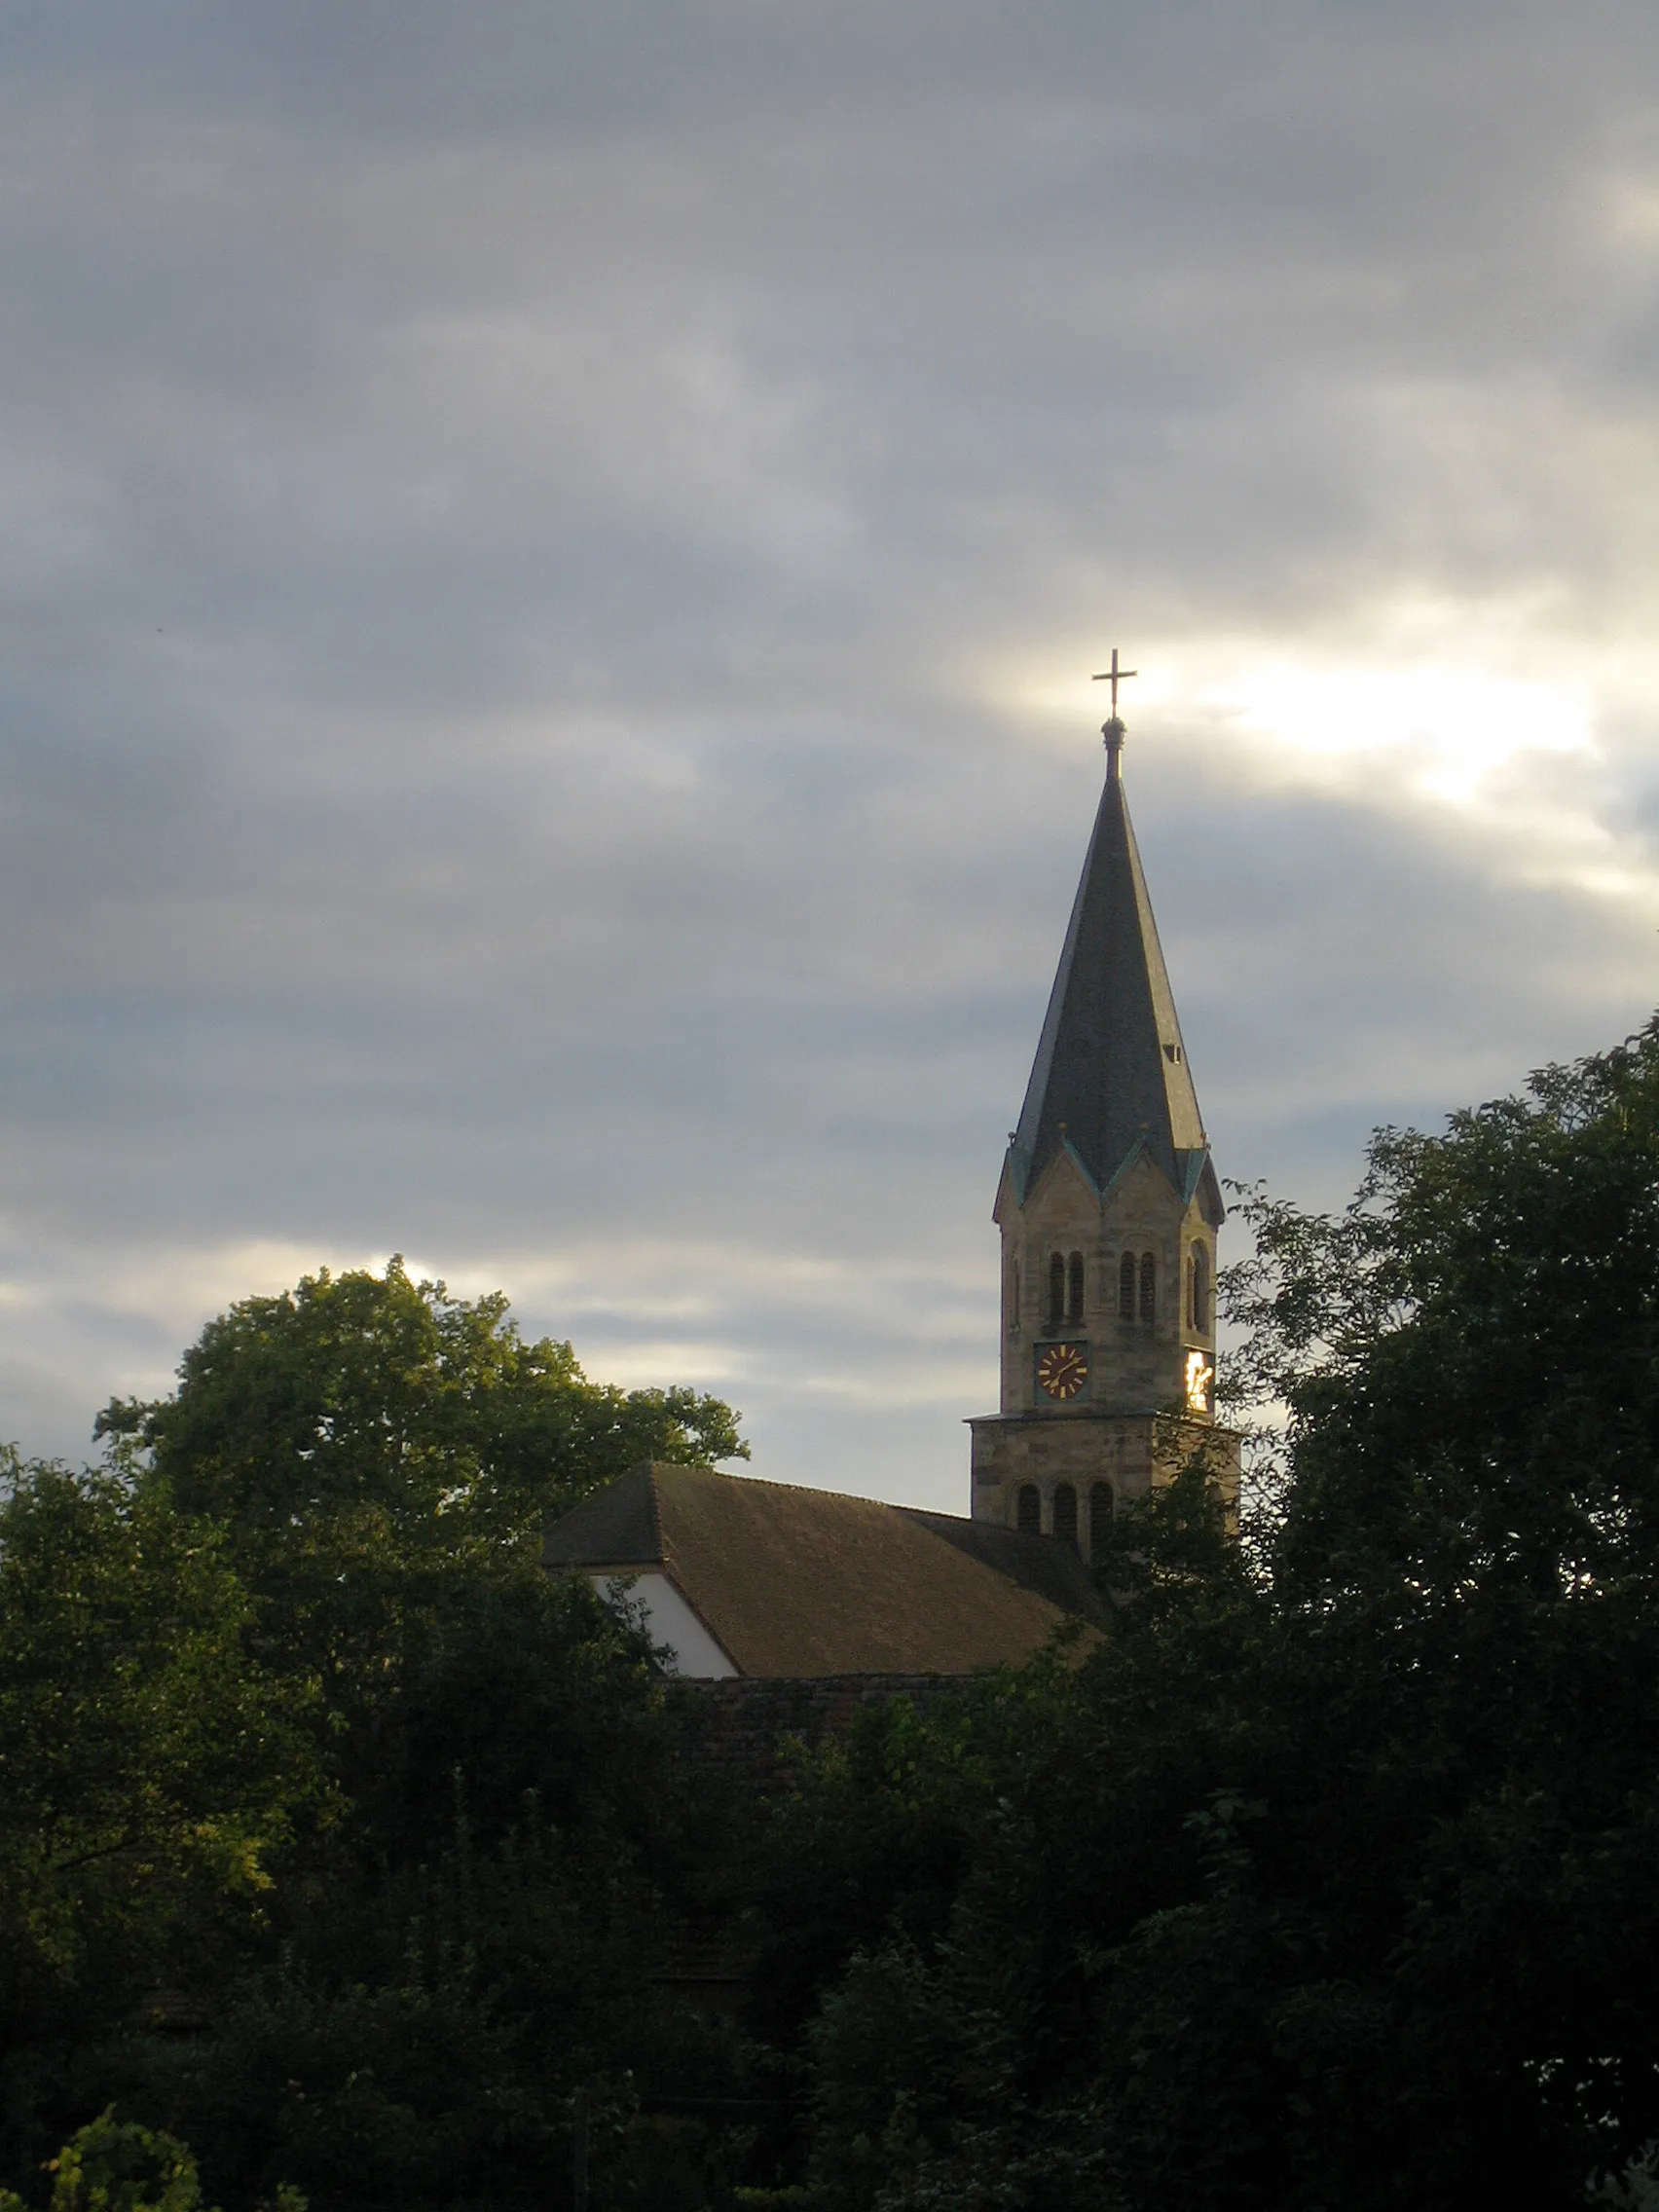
542 1462 1105 1678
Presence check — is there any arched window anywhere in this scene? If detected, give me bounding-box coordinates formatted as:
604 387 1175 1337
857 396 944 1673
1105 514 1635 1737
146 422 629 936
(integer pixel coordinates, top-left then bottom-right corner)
1016 1483 1041 1534
1052 1483 1078 1548
1118 1251 1136 1320
1048 1252 1065 1330
1089 1482 1114 1563
1008 1259 1021 1335
1191 1244 1209 1332
1066 1250 1085 1323
1139 1251 1157 1323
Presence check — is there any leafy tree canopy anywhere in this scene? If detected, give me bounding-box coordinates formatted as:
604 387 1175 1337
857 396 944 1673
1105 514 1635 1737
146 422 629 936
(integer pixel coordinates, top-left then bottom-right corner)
92 1259 746 1717
21 1024 1659 2208
0 2109 305 2212
4 1266 754 2207
1228 1017 1659 1608
774 1016 1659 2212
97 1256 744 1565
0 1456 326 2046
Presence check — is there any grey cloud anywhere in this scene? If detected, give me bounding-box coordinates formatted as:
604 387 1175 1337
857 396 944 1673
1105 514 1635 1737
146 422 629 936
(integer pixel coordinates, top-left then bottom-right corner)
0 0 1655 1499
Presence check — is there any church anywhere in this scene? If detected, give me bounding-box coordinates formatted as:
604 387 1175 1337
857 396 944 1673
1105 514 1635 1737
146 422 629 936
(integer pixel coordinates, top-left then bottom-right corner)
544 680 1239 1679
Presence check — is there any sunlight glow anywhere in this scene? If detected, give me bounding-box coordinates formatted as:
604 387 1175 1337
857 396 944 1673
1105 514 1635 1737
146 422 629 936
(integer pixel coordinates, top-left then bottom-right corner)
995 630 1659 927
1219 665 1592 804
1184 1349 1214 1415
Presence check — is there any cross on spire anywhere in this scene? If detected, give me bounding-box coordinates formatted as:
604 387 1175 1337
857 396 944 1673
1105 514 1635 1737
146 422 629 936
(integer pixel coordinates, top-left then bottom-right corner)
1091 646 1138 717
1092 647 1138 774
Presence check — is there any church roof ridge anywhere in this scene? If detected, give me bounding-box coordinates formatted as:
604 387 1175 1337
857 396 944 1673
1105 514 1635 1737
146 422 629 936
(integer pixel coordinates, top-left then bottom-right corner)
653 1462 905 1513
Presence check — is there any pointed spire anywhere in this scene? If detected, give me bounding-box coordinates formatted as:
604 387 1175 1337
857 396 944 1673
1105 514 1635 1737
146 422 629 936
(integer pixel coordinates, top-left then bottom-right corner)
1010 715 1212 1204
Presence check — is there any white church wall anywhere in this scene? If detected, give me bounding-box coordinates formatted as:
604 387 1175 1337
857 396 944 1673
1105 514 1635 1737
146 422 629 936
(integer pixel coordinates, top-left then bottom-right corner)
591 1569 739 1678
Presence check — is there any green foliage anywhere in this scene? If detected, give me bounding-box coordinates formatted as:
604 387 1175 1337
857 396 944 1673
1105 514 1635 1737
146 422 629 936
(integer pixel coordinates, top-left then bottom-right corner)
4 1265 756 2210
17 2112 208 2212
48 2114 208 2212
350 1567 686 1856
0 1457 325 2041
23 1024 1659 2205
1592 2144 1659 2209
1088 1439 1244 1603
782 1017 1659 2210
745 1691 988 2044
99 1257 744 1550
94 1259 744 1721
802 1945 970 2211
1225 1017 1659 1594
0 2108 303 2212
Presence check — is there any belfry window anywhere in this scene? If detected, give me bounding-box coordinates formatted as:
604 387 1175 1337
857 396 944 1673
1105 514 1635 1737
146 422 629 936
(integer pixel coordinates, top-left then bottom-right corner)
1118 1251 1136 1320
1008 1260 1021 1335
1139 1252 1157 1323
1190 1244 1209 1332
1052 1483 1078 1549
1016 1484 1041 1534
1066 1250 1085 1323
1089 1482 1114 1562
1048 1252 1066 1330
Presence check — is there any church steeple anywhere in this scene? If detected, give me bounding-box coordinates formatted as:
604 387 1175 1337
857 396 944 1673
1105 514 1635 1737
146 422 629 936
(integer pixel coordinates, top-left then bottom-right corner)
969 682 1238 1552
1007 719 1216 1214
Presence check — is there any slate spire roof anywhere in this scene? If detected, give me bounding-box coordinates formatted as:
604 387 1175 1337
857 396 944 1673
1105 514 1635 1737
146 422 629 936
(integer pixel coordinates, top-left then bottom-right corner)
1008 719 1218 1210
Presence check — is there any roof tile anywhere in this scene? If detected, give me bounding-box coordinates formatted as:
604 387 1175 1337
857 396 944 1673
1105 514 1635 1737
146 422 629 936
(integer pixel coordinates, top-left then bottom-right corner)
544 1463 1104 1677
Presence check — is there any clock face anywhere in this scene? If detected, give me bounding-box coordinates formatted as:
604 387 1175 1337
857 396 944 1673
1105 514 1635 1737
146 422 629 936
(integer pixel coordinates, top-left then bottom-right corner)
1036 1342 1089 1402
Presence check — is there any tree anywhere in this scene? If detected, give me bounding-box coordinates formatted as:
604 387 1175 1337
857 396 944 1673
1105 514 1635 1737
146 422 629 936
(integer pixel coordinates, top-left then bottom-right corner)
786 1018 1659 2211
94 1260 746 1726
98 1256 743 1563
1230 1020 1659 1605
0 1456 326 2188
4 1270 754 2211
0 2110 305 2212
41 1016 1659 2206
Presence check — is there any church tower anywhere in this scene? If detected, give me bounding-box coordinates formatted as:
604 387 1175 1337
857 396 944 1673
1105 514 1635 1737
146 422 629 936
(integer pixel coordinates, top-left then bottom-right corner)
970 685 1239 1555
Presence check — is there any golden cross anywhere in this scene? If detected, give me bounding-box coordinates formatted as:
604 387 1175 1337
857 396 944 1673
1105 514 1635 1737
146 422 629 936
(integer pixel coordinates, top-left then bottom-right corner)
1091 646 1138 716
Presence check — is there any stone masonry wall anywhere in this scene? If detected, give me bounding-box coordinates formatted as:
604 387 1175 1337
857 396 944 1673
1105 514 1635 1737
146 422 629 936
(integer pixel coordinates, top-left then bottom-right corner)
1000 1149 1216 1418
970 1409 1242 1545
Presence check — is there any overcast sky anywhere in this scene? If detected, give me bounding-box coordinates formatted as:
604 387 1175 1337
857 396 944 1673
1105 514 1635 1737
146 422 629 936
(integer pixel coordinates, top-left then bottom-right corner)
3 0 1658 1505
